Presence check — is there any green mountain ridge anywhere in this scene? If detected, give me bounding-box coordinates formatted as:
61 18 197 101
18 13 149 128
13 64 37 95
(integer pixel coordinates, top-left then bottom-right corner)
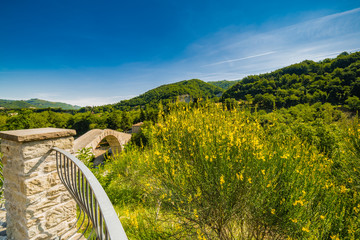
112 79 224 110
4 51 359 112
222 51 360 109
0 98 81 110
207 80 240 90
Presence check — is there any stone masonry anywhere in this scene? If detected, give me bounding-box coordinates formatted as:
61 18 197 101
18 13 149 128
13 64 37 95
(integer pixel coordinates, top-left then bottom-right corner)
73 129 131 154
0 128 77 240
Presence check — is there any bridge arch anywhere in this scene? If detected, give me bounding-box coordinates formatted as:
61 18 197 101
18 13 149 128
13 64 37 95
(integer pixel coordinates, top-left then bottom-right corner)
73 129 132 155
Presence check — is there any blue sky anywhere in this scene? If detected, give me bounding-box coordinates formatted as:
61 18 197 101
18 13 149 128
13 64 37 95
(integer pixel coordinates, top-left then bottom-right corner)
1 0 360 106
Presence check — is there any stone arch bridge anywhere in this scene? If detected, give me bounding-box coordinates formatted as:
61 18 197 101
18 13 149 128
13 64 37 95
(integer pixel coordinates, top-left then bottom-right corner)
73 129 132 155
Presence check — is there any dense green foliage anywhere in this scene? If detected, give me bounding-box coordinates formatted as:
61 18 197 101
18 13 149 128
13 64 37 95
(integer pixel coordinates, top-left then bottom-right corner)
93 102 360 239
0 99 33 109
208 80 240 90
0 98 80 110
111 79 223 110
222 51 360 110
0 109 143 136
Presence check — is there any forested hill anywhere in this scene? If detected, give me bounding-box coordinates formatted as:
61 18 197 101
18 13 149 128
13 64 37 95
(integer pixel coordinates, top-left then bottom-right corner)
222 51 360 110
112 79 223 109
0 98 81 110
208 80 240 90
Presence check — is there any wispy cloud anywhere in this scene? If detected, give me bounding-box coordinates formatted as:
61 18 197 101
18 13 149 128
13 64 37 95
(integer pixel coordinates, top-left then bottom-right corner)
177 6 360 82
311 47 360 60
318 7 360 21
204 51 276 66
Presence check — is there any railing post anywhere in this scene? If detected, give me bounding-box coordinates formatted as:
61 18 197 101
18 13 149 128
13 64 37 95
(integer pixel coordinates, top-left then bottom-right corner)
0 128 77 240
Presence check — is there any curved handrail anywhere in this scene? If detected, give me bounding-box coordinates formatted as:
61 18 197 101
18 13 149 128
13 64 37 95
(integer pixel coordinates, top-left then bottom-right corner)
52 147 128 240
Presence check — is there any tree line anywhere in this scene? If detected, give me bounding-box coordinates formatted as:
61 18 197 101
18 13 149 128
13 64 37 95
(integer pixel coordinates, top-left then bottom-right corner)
0 106 158 136
222 51 360 111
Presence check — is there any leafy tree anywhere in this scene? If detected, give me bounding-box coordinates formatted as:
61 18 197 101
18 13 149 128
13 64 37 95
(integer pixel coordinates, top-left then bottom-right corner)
345 96 360 112
120 111 132 131
223 98 238 110
106 111 122 130
254 93 276 109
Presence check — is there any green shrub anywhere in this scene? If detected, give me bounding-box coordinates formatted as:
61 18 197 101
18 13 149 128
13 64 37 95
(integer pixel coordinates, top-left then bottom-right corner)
98 103 360 239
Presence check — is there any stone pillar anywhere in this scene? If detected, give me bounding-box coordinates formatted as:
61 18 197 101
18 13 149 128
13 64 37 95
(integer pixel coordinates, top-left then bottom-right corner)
0 128 77 240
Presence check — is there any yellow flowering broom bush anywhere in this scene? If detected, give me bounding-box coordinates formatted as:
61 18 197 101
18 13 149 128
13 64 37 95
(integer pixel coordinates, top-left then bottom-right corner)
97 102 360 239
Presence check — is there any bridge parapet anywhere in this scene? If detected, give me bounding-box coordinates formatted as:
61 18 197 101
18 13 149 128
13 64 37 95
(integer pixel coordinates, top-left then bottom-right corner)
0 128 77 239
73 129 132 155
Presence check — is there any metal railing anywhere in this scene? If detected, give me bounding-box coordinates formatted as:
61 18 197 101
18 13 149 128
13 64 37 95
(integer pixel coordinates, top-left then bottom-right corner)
53 147 128 240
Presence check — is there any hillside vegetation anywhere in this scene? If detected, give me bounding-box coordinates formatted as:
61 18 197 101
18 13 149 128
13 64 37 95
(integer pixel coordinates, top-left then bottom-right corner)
89 52 360 239
93 102 360 239
0 98 80 110
222 51 360 110
112 79 223 110
208 79 240 90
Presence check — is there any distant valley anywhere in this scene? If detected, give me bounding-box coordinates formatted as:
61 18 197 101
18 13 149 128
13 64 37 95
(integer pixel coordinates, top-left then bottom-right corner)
0 98 81 110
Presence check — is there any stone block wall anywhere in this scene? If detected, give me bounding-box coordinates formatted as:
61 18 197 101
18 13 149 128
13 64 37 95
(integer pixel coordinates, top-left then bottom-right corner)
0 128 77 240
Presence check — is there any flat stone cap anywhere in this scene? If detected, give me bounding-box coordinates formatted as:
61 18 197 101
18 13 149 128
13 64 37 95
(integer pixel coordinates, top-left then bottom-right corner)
0 128 76 142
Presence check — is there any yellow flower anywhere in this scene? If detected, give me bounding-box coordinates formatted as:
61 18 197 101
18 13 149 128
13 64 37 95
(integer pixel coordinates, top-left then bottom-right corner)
220 175 225 186
340 185 347 193
271 209 275 215
293 200 304 206
195 187 202 198
197 229 206 240
290 218 298 223
261 169 265 175
302 227 309 233
248 177 252 184
194 209 199 219
236 173 244 181
353 205 360 213
320 215 325 220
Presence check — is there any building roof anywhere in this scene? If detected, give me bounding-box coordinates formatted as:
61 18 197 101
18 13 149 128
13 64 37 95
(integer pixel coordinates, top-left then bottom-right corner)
132 122 144 127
